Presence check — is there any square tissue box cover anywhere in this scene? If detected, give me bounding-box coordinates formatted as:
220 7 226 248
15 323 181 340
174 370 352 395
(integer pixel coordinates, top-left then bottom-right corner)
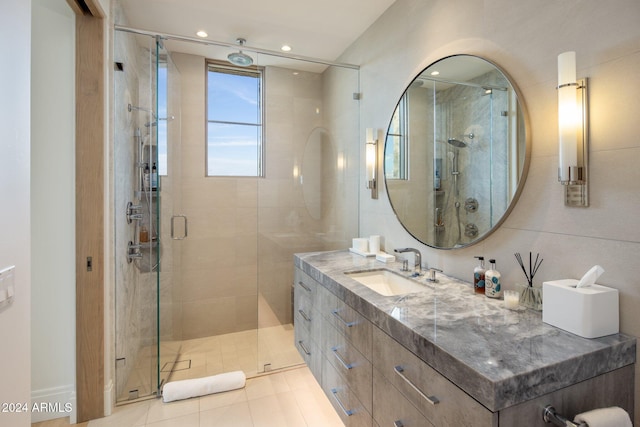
542 279 619 339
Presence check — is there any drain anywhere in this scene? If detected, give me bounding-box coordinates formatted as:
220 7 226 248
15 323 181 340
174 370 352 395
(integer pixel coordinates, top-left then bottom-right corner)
161 359 191 372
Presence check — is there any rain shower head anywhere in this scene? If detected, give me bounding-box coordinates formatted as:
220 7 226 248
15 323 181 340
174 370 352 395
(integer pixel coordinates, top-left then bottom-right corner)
227 38 253 67
447 138 467 148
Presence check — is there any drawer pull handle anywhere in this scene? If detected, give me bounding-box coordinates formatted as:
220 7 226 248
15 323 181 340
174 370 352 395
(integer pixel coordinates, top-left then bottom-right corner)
298 281 311 292
331 346 354 370
330 388 354 416
394 421 404 427
298 309 311 322
332 309 356 327
298 340 311 355
394 366 440 405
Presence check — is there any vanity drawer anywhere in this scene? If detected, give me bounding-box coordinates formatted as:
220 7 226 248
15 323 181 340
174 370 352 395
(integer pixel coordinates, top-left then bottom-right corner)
373 368 434 427
321 315 373 413
320 287 372 361
372 327 497 427
294 268 319 303
322 354 373 427
294 289 314 333
294 318 322 380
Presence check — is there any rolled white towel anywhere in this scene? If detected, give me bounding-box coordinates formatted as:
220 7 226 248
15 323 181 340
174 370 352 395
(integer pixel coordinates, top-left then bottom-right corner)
574 406 632 427
162 370 246 403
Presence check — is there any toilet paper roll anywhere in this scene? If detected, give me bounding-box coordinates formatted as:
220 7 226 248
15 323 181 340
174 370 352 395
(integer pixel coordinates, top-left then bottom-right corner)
352 238 369 253
574 406 632 427
369 235 381 254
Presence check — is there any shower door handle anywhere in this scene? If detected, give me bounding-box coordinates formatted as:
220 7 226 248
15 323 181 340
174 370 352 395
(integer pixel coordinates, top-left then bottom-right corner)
171 215 188 240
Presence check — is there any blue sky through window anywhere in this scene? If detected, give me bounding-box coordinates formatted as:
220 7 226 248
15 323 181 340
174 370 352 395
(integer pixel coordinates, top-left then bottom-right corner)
207 66 262 176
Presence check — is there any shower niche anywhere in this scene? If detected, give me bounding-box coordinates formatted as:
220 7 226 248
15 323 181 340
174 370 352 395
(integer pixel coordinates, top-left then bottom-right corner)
384 55 529 249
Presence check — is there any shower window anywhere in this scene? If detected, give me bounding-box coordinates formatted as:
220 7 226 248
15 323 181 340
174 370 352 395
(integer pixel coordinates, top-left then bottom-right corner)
206 61 264 177
385 94 408 180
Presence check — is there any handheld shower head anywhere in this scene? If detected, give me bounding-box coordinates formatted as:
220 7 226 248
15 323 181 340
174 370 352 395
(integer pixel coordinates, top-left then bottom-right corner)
447 138 467 148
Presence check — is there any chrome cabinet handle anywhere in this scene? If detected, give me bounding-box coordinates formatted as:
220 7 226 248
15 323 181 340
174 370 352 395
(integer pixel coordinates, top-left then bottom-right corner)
394 366 439 405
297 340 311 355
298 309 311 322
394 421 404 427
330 388 354 416
298 281 311 292
331 346 353 370
331 309 356 327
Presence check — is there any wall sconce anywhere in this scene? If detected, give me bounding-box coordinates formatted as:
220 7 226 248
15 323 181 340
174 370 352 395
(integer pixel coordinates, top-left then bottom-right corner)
557 51 589 207
365 128 378 199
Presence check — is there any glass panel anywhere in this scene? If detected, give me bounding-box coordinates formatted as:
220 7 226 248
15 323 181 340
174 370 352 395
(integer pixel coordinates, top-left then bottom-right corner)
114 30 160 403
157 41 182 394
254 52 360 374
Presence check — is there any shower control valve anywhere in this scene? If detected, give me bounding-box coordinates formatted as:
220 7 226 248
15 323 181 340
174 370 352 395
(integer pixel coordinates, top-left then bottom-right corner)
464 198 479 213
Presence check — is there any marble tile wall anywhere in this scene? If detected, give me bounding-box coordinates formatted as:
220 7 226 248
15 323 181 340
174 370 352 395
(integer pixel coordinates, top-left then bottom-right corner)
351 0 640 422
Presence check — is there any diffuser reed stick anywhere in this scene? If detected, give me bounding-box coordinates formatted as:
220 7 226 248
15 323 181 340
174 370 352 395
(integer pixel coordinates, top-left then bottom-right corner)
514 252 543 287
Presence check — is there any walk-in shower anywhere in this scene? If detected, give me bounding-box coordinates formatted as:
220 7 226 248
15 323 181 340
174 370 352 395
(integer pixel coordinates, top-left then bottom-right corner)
113 24 359 403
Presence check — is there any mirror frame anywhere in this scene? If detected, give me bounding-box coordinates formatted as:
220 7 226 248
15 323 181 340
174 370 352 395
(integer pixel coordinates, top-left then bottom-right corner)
383 54 531 249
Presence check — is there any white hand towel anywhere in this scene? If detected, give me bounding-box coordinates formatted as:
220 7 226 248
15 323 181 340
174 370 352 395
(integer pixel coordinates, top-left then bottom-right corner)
574 406 632 427
162 370 246 403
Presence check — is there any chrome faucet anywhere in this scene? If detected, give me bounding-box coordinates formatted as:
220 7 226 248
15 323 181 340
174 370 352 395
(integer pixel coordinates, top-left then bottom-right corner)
394 248 423 274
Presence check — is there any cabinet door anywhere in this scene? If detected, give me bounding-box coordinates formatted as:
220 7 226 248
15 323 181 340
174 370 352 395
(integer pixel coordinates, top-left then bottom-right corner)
373 327 497 427
294 310 322 380
373 368 434 427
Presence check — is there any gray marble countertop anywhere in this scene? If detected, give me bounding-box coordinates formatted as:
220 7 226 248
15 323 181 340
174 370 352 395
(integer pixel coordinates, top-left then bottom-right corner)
294 250 636 412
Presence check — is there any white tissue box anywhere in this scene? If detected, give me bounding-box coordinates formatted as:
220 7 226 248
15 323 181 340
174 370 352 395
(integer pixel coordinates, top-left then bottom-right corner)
542 279 619 338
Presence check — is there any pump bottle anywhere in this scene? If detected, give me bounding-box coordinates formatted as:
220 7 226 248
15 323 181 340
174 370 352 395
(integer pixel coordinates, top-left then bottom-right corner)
485 259 502 299
473 256 486 294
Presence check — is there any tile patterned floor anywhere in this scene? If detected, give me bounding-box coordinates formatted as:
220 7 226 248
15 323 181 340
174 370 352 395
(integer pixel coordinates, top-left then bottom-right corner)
118 325 304 402
33 366 344 427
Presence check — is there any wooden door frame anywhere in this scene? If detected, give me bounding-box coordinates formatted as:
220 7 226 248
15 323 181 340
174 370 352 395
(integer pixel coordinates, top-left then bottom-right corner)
66 0 106 422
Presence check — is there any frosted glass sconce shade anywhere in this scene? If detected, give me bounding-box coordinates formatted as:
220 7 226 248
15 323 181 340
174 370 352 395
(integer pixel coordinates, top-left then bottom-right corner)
557 51 589 207
366 128 378 199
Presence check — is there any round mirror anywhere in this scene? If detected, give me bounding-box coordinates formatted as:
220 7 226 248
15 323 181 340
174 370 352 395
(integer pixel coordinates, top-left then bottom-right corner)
384 55 529 249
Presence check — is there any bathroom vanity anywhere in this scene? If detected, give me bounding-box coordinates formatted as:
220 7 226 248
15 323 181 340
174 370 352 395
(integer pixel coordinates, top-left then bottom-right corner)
293 250 635 427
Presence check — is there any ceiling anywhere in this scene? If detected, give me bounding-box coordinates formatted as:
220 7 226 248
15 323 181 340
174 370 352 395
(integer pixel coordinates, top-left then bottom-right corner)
119 0 396 69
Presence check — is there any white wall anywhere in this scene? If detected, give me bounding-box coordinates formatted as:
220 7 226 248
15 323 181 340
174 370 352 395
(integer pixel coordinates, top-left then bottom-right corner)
347 0 640 421
30 0 76 423
0 0 32 426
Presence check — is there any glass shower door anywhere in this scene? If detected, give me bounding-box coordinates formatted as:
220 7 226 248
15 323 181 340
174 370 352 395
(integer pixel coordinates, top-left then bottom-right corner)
114 31 181 403
156 41 182 393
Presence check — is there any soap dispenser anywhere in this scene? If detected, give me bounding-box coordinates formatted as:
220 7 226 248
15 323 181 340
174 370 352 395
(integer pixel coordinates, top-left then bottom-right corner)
485 259 502 299
473 256 486 294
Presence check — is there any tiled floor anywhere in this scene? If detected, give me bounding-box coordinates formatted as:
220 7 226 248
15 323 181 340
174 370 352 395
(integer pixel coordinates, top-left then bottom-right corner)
33 366 344 427
118 325 304 402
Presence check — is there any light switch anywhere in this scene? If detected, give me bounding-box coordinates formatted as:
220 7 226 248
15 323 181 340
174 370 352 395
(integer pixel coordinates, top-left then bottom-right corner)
0 266 15 308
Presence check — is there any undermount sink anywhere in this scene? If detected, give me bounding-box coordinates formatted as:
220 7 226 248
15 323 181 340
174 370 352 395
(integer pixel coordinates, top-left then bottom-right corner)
345 269 430 296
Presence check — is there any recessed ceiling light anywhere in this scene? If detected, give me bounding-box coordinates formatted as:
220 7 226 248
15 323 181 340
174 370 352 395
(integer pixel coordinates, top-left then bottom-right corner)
196 30 208 38
281 45 292 52
430 70 440 76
